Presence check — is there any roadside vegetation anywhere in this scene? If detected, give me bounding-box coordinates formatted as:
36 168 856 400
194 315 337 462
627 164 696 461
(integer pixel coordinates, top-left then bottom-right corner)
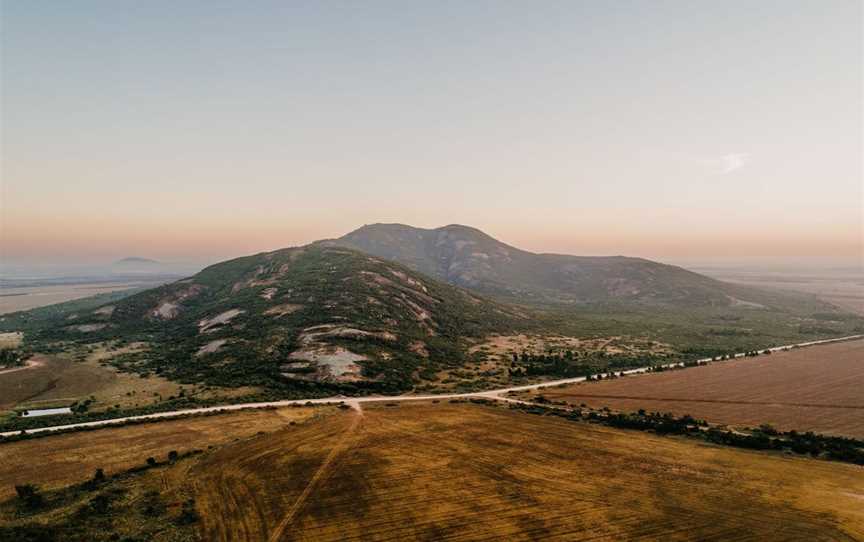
510 401 864 466
516 338 864 438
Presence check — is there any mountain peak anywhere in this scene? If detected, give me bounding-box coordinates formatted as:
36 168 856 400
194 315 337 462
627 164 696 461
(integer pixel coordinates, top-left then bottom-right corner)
333 222 775 308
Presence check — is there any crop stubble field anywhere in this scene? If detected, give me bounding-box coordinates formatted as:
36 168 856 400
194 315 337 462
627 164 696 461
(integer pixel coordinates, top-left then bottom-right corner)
0 406 323 501
191 402 864 541
520 339 864 438
2 391 863 540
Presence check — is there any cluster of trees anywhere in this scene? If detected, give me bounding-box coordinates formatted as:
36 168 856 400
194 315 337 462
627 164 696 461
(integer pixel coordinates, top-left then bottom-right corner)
14 484 43 510
705 427 864 464
509 402 864 466
508 350 668 379
69 398 94 414
0 348 25 368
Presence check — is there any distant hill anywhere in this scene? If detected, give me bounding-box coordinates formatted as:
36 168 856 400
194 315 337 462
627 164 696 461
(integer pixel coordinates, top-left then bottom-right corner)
111 257 201 277
114 257 161 265
49 245 527 393
112 257 164 273
331 223 816 310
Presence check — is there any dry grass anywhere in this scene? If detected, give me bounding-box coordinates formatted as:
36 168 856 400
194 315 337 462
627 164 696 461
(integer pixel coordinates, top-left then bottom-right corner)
0 355 125 413
0 406 324 501
0 353 184 414
519 339 864 438
190 402 864 541
0 332 23 349
0 344 262 415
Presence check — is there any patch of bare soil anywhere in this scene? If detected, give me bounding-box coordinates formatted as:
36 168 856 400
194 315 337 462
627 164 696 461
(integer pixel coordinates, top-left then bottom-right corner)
148 284 205 320
284 346 366 382
263 303 303 317
197 339 228 357
198 309 244 333
69 323 109 332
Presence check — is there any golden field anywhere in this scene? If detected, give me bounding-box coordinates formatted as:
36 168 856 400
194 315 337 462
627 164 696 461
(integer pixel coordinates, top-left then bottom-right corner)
2 402 863 541
0 406 324 500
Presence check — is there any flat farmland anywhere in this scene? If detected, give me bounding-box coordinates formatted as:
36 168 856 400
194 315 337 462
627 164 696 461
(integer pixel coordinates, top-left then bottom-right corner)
0 406 324 500
191 402 864 542
696 267 864 315
522 339 864 437
0 282 145 314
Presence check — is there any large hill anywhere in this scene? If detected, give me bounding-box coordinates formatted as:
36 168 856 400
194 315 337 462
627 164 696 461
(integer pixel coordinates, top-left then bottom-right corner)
36 245 527 393
331 223 818 310
4 225 861 400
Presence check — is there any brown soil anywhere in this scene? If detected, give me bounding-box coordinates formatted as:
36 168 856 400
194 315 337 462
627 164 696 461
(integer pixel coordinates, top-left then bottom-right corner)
519 339 864 437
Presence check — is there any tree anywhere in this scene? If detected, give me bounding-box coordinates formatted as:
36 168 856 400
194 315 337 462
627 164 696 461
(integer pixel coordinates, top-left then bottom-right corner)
93 468 106 483
146 457 157 467
176 499 200 525
168 450 179 463
15 484 43 509
759 423 778 436
89 494 111 514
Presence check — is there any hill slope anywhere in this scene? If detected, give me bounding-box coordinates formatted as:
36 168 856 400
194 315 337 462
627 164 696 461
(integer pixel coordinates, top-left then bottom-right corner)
331 223 824 310
43 246 527 393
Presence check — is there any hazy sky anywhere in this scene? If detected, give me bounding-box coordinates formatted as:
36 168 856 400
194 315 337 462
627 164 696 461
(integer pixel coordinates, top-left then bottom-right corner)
2 1 861 267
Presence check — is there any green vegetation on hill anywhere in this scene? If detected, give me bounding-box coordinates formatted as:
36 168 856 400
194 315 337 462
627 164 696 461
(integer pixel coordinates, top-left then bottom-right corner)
20 246 528 394
1 226 861 398
332 223 864 356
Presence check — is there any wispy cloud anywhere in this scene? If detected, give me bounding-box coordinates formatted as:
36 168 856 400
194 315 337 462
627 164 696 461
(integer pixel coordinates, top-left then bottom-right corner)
719 153 749 174
637 149 751 175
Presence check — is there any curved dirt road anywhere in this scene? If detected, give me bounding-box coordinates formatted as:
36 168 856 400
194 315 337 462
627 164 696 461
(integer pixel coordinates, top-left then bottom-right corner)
0 356 45 376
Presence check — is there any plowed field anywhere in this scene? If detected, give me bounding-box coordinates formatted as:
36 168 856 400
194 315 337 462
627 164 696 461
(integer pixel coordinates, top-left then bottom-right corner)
519 339 864 437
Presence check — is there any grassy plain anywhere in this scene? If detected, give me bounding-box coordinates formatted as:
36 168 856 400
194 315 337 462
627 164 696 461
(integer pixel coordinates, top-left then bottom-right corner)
0 352 185 416
0 341 266 421
519 339 864 438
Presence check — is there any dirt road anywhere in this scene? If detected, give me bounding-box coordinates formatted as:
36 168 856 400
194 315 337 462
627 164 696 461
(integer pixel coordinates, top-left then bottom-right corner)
0 356 45 376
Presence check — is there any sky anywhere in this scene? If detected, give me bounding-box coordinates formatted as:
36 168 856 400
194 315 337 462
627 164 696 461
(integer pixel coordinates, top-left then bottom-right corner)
1 0 862 269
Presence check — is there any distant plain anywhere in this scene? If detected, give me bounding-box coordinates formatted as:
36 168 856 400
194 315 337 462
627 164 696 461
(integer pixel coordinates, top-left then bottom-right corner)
696 267 864 315
0 282 158 315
